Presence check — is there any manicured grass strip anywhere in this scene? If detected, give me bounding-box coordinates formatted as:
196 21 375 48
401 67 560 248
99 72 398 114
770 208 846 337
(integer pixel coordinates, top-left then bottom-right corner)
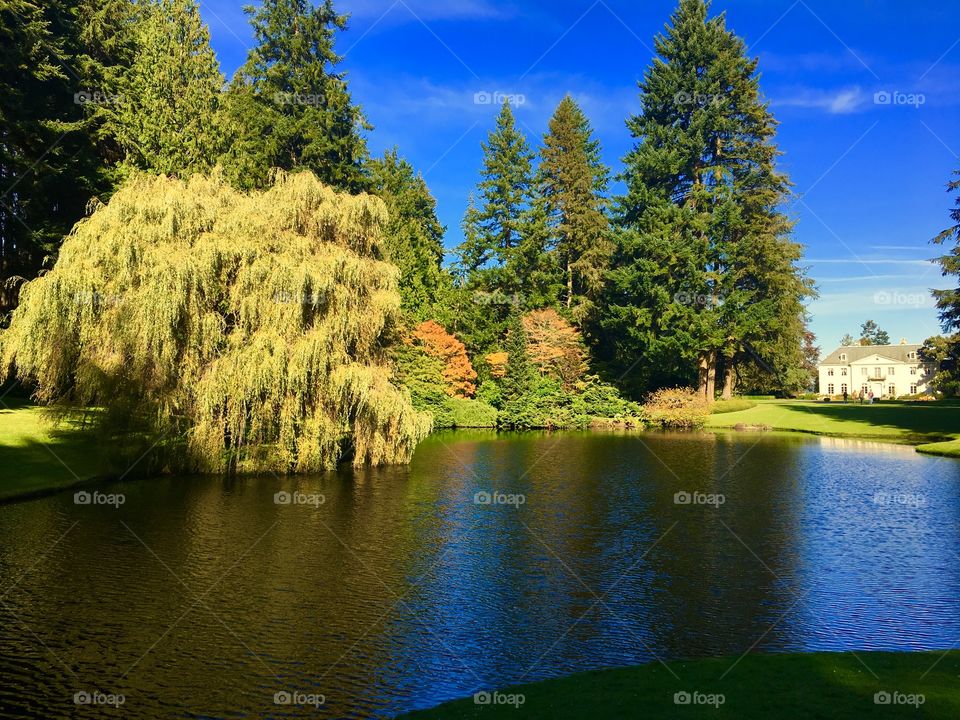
0 399 102 502
916 438 960 458
706 399 960 445
400 651 960 719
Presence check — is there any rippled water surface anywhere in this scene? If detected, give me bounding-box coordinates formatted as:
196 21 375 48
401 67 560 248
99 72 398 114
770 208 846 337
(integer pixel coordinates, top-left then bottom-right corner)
1 431 959 718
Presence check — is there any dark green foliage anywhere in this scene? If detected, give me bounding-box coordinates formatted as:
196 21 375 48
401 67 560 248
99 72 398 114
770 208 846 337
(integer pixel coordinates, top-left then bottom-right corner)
368 149 450 320
859 319 891 346
0 0 115 307
219 0 369 192
392 343 497 428
601 0 812 400
539 95 611 324
111 0 223 176
921 335 960 398
932 169 960 331
456 102 557 348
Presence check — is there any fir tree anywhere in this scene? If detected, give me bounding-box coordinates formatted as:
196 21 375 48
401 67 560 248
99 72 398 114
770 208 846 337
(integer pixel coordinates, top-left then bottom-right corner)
501 313 533 402
220 0 369 192
859 319 891 346
602 0 812 401
0 0 116 307
458 101 536 296
368 149 450 320
112 0 223 176
539 95 611 322
932 169 960 331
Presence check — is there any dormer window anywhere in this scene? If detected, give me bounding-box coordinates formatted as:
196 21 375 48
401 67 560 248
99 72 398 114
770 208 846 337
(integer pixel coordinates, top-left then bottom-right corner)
907 352 917 360
839 353 847 361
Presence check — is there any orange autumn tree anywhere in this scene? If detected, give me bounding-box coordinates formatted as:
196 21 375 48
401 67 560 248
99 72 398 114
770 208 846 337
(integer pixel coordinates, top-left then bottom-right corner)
412 320 477 398
522 309 588 390
485 351 508 378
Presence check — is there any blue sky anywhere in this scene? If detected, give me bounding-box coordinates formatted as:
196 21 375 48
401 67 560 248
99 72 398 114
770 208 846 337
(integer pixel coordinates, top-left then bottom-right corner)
199 0 959 352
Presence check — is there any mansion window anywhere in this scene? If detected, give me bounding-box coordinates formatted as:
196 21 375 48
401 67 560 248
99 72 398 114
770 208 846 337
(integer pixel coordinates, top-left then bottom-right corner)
839 353 847 360
827 369 834 377
841 384 848 394
828 384 835 395
910 384 918 394
889 385 896 397
861 368 868 376
910 367 917 375
888 367 895 375
907 351 917 360
861 384 869 395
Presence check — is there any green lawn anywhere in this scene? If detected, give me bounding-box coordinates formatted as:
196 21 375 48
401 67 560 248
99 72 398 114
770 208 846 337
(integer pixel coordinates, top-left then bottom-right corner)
402 651 960 719
706 399 960 455
0 396 102 502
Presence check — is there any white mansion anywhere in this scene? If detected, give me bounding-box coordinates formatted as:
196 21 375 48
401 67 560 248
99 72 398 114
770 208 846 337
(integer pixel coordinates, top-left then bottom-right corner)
818 342 937 399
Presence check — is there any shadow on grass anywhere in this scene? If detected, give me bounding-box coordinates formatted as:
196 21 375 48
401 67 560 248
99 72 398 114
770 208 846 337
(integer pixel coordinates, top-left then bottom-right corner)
776 401 960 441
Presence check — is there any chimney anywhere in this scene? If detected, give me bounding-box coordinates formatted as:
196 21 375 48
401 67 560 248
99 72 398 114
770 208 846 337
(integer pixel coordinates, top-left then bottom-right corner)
899 338 907 345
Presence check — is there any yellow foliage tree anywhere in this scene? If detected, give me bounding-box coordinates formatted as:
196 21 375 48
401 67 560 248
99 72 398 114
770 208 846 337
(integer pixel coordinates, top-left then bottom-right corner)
521 308 587 390
2 171 432 473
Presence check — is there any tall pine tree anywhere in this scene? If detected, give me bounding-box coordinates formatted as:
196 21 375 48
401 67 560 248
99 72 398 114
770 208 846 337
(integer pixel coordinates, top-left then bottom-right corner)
220 0 369 192
111 0 223 177
0 0 118 309
539 95 611 323
932 169 960 331
458 101 537 296
368 149 450 320
602 0 811 400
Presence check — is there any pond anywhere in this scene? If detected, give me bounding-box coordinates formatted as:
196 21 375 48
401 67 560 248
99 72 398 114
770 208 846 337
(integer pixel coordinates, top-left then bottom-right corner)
1 431 959 718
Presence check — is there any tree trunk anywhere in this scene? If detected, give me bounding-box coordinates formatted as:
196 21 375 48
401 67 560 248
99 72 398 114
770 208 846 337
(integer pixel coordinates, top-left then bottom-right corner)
705 356 716 403
566 257 573 309
721 362 734 400
698 350 716 403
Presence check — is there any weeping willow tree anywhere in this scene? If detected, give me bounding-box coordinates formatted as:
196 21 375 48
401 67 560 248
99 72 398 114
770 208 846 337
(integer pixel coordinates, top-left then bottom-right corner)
2 171 432 473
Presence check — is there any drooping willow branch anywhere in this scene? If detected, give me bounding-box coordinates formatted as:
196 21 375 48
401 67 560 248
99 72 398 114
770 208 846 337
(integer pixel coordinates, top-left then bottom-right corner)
3 170 432 473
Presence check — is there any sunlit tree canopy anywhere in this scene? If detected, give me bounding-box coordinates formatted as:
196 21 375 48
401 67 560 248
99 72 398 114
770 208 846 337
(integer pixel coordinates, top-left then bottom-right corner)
2 171 431 473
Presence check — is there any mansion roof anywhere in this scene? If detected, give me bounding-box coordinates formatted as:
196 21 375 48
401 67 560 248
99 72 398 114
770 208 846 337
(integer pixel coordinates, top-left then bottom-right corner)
820 344 922 366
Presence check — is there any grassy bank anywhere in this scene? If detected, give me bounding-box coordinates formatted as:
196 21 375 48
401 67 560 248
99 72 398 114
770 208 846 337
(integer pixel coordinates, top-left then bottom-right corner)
706 399 960 454
0 397 102 502
401 651 960 719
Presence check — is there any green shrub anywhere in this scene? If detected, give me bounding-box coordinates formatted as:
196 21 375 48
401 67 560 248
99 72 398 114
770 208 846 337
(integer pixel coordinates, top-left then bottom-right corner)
446 398 498 427
710 398 757 414
644 388 709 429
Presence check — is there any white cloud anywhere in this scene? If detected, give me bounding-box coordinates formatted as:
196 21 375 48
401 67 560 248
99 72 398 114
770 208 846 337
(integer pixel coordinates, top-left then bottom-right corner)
770 86 868 114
